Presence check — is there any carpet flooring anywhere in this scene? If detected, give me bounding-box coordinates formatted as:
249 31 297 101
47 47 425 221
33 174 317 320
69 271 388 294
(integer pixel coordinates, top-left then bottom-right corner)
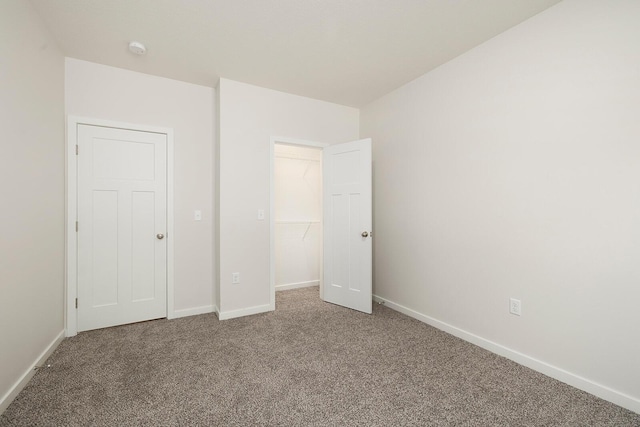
1 287 639 426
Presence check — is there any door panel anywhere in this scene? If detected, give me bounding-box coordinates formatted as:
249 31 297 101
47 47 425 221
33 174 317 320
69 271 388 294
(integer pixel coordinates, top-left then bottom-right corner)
91 190 119 307
323 138 372 314
77 124 167 332
131 191 156 301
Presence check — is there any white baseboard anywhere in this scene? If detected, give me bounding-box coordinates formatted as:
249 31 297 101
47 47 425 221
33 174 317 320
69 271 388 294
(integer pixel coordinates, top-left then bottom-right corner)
372 294 640 415
276 280 319 292
218 303 273 320
171 305 215 319
0 331 65 415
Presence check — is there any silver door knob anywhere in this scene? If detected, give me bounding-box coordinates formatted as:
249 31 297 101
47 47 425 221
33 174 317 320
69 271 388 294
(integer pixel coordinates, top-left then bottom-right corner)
361 231 369 238
156 233 165 240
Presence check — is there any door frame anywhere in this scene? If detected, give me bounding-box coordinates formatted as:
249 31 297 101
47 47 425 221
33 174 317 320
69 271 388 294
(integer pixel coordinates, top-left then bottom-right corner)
269 136 329 310
66 116 175 336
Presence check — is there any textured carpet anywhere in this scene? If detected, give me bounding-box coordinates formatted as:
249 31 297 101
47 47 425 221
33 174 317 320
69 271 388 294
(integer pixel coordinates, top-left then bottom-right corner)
1 287 639 426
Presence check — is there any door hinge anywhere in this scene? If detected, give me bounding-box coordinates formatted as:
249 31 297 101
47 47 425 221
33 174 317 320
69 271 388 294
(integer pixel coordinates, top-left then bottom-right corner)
75 145 78 155
75 298 78 309
75 221 78 232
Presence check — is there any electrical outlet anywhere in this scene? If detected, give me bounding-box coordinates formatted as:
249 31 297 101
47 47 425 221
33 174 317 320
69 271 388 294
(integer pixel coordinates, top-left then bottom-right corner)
509 298 522 316
232 272 240 284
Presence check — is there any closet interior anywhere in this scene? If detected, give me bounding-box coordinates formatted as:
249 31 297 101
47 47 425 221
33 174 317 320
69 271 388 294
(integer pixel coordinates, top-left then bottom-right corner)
274 143 322 293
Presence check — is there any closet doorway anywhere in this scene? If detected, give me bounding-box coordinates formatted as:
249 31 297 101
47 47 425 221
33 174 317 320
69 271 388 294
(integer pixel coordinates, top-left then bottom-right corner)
270 138 327 309
269 136 373 314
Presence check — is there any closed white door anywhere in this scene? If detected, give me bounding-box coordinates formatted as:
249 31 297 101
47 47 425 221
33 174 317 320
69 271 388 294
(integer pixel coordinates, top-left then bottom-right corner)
77 124 167 332
323 138 372 314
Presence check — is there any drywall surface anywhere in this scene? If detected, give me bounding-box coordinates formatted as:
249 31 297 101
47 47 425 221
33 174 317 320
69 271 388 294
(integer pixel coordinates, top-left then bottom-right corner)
218 79 358 315
66 59 215 312
361 0 640 410
0 0 65 410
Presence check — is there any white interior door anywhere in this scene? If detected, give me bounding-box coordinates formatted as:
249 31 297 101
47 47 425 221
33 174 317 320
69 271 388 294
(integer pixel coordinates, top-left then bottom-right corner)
323 138 372 314
77 124 167 332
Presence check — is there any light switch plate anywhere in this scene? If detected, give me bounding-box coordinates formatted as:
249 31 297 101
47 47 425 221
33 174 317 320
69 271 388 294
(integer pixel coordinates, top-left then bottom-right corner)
257 209 265 220
194 210 202 221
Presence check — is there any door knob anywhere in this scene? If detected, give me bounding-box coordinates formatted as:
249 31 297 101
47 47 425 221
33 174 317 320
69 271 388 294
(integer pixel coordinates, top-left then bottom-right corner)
156 233 165 240
361 231 369 238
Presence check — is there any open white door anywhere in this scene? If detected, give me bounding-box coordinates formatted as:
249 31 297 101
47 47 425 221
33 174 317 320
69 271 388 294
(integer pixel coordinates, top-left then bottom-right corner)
323 138 372 314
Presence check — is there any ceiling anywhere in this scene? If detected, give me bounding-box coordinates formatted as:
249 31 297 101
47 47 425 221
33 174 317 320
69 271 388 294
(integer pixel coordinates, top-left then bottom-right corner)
30 0 562 107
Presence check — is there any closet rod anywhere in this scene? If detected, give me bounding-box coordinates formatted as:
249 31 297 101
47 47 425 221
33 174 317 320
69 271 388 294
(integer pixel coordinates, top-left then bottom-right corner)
275 155 320 162
275 220 320 224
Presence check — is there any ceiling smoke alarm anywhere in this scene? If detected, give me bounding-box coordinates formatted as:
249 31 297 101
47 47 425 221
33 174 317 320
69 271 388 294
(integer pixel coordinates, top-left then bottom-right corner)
128 41 146 55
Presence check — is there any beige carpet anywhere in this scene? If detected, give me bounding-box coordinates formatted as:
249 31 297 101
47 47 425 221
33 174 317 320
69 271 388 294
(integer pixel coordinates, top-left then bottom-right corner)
1 287 639 426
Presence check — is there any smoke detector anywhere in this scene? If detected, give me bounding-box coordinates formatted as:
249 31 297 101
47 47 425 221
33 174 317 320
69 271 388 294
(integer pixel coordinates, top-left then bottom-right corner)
128 41 147 55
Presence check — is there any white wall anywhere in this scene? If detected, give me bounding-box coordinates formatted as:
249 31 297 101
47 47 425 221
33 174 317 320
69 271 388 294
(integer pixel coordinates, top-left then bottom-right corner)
217 79 359 317
0 1 65 411
274 144 322 290
361 0 640 412
66 59 215 314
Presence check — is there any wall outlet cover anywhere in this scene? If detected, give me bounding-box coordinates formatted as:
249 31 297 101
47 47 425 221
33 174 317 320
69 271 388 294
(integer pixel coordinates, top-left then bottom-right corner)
510 298 522 316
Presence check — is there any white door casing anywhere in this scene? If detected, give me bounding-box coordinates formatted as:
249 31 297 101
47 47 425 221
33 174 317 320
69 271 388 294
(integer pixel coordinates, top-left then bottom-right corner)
323 138 373 314
76 124 168 332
